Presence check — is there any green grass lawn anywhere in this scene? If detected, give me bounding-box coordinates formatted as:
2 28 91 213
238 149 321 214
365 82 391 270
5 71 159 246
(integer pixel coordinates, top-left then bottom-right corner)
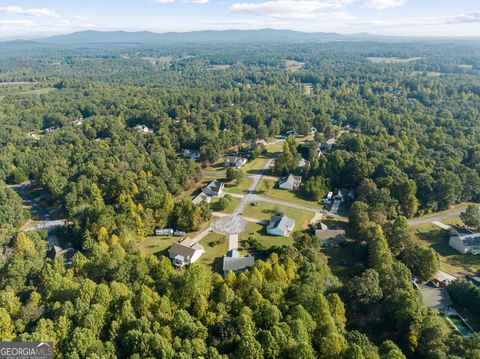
138 236 177 256
241 156 269 175
257 178 322 210
210 197 241 214
225 177 252 195
198 232 229 268
266 143 283 154
242 201 314 229
240 222 294 249
203 159 227 176
410 222 480 275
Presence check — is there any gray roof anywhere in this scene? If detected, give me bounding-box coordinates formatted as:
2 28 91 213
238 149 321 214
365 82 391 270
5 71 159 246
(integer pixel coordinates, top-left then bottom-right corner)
267 215 295 232
203 180 224 193
223 254 255 273
418 284 453 309
280 174 302 186
169 242 204 259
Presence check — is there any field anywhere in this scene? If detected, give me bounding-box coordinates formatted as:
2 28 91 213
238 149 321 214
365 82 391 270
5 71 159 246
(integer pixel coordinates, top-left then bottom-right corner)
284 60 305 72
367 57 424 63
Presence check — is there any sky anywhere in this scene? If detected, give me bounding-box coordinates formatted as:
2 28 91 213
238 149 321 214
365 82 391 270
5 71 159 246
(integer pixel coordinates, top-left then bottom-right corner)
0 0 479 38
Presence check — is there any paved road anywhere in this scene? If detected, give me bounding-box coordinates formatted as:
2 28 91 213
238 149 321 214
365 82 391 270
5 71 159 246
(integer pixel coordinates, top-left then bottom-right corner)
408 210 464 226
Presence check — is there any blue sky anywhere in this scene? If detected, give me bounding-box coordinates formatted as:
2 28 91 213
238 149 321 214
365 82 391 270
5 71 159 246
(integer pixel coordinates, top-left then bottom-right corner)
0 0 479 38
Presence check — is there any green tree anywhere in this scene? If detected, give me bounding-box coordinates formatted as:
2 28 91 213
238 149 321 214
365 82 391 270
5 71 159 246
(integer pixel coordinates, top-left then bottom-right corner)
460 205 480 230
400 246 439 281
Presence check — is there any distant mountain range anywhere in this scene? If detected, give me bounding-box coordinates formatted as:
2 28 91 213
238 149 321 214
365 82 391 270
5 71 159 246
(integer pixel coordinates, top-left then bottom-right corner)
0 29 400 45
1 29 479 46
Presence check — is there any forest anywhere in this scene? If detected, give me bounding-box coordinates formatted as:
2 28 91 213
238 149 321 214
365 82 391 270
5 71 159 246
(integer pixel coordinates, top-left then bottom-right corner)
0 39 480 358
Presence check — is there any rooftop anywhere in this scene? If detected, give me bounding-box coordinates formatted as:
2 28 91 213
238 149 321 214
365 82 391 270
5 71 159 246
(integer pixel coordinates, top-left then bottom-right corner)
267 215 295 232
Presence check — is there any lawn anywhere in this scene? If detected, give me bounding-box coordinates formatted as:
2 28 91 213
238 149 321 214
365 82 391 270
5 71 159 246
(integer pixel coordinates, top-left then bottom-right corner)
267 143 284 154
242 201 314 229
225 177 252 195
257 178 322 210
241 156 269 175
410 222 480 275
198 232 229 269
202 159 227 176
240 222 294 249
138 236 177 256
210 197 241 214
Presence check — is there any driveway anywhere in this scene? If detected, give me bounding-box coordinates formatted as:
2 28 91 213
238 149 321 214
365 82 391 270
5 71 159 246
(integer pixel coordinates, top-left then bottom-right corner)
408 210 464 226
330 199 341 215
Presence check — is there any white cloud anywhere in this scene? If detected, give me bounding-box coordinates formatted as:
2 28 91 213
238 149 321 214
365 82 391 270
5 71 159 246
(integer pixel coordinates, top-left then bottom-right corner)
231 0 355 20
354 12 480 28
73 15 89 21
362 0 406 10
0 6 58 17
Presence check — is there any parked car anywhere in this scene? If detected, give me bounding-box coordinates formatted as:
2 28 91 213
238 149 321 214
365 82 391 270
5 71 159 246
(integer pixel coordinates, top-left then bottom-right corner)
174 230 186 237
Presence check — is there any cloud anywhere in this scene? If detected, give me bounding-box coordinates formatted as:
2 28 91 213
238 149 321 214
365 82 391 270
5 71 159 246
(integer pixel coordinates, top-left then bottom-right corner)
191 0 209 3
362 0 406 9
154 0 176 3
203 18 289 27
353 12 480 28
0 6 58 17
73 15 89 21
230 0 355 20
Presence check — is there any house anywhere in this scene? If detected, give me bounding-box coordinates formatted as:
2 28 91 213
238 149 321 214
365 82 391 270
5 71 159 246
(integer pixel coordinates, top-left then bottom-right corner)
433 271 457 287
183 149 201 160
224 155 248 169
47 245 75 266
298 158 310 169
315 229 346 247
279 174 302 191
202 180 225 197
267 215 295 237
334 189 354 202
168 239 205 267
134 124 153 133
155 228 174 236
256 139 268 148
192 192 212 205
223 249 255 275
323 138 337 151
72 117 85 126
27 131 40 140
449 232 480 255
417 284 453 313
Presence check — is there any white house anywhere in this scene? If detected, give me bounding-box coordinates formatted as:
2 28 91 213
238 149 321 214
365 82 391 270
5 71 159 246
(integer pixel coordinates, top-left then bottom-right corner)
266 215 295 237
192 192 212 205
279 174 302 191
168 239 205 267
225 155 248 169
202 180 225 197
134 124 153 133
298 158 310 169
449 232 480 255
183 149 201 160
